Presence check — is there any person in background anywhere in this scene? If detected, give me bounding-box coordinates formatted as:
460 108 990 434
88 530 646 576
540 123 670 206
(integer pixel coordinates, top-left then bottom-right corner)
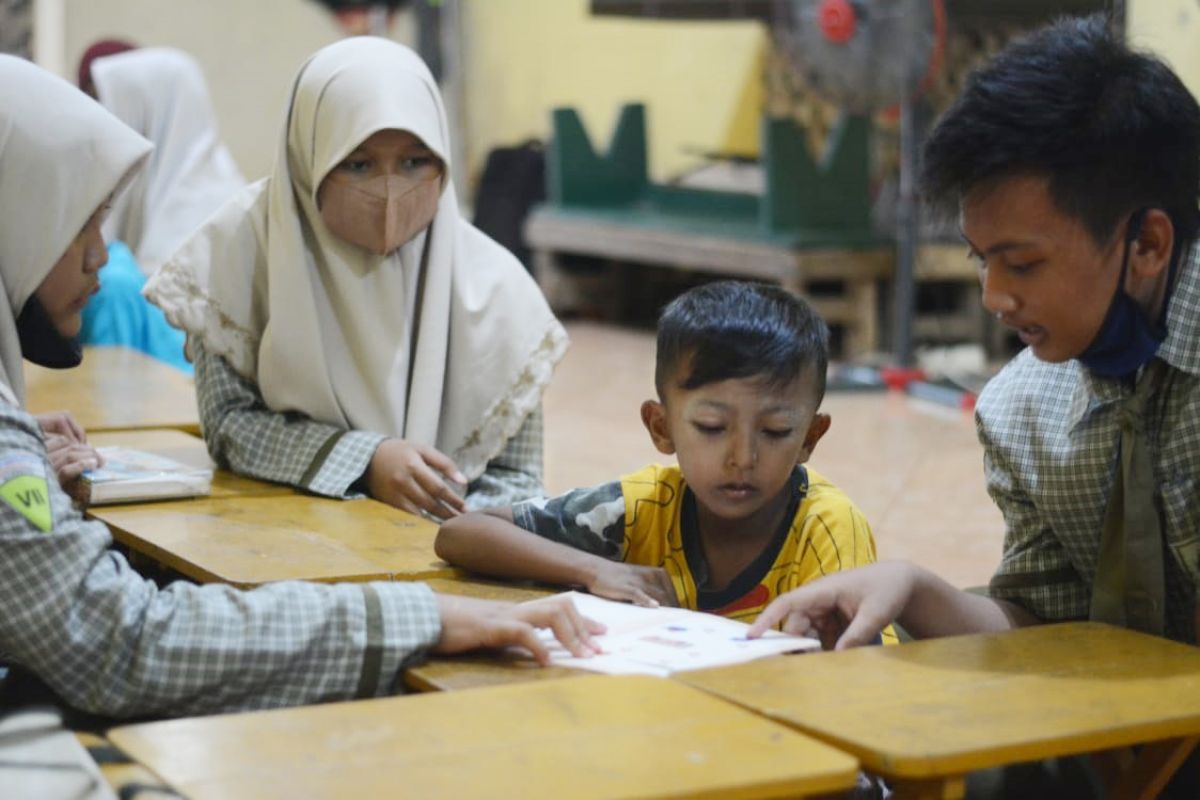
77 44 244 373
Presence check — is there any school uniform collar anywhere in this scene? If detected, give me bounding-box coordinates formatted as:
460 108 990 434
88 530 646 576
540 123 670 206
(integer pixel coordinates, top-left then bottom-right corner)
1069 243 1200 430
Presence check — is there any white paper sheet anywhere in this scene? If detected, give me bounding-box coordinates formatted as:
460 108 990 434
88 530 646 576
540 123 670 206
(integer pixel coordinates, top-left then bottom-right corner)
538 591 819 677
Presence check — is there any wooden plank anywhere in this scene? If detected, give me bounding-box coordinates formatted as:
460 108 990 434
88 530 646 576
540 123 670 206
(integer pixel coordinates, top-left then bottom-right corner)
91 494 457 587
109 675 860 800
24 346 199 433
679 623 1200 785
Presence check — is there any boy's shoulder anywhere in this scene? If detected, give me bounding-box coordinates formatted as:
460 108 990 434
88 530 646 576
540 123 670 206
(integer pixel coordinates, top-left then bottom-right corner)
620 462 683 488
799 465 858 513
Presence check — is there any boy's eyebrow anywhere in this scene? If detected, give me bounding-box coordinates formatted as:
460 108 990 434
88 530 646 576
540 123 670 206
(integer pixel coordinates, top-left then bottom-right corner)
960 231 1040 258
692 400 802 417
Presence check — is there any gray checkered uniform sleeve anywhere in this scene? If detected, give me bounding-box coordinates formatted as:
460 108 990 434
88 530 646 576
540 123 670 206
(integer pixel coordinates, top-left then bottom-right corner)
197 342 546 507
194 342 386 497
0 403 441 719
465 405 546 509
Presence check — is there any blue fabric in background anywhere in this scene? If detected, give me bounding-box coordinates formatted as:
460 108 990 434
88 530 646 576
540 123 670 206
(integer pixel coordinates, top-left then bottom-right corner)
80 241 193 375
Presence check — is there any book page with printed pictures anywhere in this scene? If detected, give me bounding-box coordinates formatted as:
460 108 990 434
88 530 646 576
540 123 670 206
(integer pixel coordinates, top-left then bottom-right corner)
536 592 819 677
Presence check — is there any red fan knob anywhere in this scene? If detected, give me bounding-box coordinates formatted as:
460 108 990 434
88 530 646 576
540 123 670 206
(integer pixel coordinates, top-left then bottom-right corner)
818 0 858 45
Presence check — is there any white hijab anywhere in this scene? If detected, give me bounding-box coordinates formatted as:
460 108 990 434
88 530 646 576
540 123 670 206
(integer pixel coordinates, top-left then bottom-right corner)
0 55 150 406
146 38 567 480
91 47 244 275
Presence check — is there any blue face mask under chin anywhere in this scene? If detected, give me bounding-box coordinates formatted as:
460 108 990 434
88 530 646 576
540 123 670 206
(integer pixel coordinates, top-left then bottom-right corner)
1077 212 1172 380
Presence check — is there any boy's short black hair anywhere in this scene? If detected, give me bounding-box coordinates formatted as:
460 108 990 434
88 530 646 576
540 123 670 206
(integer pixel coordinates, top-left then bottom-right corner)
655 280 829 404
922 14 1200 252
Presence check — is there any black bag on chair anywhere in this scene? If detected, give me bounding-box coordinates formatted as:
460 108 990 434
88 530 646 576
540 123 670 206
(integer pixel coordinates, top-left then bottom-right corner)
472 139 546 272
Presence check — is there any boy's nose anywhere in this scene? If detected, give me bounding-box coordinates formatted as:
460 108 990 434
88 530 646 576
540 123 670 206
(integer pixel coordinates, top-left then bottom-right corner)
979 267 1018 318
727 435 757 470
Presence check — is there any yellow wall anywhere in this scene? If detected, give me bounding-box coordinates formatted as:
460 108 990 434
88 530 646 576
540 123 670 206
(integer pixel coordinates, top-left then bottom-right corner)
1128 0 1200 98
50 0 415 180
47 1 765 194
458 0 764 184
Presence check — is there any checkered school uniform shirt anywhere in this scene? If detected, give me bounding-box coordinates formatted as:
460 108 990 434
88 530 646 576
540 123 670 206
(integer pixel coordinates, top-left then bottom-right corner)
976 245 1200 643
0 401 442 718
193 343 545 509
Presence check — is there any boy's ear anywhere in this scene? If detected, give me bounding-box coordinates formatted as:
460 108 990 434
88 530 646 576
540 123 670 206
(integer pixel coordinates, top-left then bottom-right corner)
640 399 676 455
796 412 831 464
1127 208 1175 305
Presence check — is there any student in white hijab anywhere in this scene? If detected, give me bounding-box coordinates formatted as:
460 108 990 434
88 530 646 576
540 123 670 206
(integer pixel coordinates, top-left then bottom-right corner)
0 55 599 719
90 46 245 275
147 38 567 519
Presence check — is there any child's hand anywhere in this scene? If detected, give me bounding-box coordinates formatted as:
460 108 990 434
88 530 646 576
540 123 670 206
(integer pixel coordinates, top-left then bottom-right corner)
367 438 468 520
431 593 606 665
588 562 678 608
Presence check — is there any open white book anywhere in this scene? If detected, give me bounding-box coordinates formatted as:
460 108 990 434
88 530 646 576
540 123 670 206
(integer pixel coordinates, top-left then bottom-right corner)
537 591 819 677
78 446 213 506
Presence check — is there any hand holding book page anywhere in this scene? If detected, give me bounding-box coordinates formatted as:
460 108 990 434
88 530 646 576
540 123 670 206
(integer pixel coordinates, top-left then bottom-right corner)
532 592 819 677
78 446 213 505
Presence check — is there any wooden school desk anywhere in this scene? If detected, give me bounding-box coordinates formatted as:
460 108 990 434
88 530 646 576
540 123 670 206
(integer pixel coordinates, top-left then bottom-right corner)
678 622 1200 800
107 675 860 800
24 346 200 433
86 428 292 500
90 493 458 588
405 578 579 692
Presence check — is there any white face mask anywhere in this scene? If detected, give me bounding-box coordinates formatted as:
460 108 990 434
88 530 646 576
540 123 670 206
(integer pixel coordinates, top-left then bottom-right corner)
318 172 441 255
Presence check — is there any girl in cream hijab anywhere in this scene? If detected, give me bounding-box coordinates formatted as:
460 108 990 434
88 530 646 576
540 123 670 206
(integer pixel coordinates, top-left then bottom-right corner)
89 46 244 275
0 60 148 404
147 38 567 518
0 54 149 488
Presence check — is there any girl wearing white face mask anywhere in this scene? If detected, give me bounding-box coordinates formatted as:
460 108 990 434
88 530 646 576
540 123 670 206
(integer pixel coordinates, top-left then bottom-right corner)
147 38 567 519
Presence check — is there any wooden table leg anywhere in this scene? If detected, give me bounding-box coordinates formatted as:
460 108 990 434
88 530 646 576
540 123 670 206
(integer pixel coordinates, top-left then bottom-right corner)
888 775 966 800
1109 736 1200 800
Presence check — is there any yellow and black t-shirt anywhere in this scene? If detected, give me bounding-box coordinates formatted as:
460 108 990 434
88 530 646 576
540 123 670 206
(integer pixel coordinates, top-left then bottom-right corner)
513 462 894 639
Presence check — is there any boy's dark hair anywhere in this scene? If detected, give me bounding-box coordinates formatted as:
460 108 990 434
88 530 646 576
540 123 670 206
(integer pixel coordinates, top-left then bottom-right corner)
655 280 829 403
922 14 1200 252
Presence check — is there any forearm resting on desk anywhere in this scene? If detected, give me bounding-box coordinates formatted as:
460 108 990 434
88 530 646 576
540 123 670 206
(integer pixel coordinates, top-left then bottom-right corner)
436 509 606 589
194 343 379 495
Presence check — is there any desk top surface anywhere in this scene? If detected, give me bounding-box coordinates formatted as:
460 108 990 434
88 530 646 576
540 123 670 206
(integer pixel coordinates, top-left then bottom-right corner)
108 674 859 800
24 347 199 433
91 492 456 587
86 428 292 500
678 622 1200 779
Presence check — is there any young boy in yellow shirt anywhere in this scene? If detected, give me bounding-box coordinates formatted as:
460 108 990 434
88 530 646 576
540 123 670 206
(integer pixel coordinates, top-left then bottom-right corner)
438 280 890 632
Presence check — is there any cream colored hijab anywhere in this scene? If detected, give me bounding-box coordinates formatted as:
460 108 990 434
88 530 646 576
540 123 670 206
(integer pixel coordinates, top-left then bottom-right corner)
0 55 150 406
92 47 244 275
146 38 567 480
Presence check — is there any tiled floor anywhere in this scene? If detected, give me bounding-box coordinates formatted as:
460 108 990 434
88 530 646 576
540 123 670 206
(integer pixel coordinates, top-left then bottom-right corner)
542 321 1006 589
